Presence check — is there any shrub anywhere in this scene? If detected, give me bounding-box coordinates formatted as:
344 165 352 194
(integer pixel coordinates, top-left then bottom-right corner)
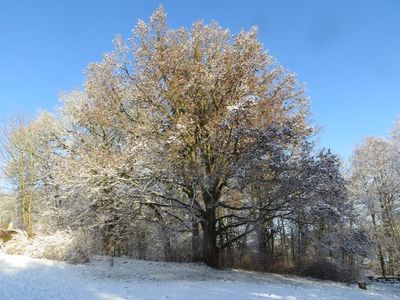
299 259 361 282
0 230 92 264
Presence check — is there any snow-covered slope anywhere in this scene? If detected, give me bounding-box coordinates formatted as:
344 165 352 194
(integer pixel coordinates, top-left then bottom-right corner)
0 254 398 300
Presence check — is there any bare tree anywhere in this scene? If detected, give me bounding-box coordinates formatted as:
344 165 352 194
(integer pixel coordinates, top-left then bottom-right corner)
350 136 400 276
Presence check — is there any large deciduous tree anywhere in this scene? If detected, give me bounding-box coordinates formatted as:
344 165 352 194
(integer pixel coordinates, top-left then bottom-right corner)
76 7 312 266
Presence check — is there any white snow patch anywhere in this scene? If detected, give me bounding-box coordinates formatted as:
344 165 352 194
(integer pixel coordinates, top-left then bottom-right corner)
0 254 398 300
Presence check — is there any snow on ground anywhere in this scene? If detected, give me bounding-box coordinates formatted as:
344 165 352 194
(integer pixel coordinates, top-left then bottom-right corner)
0 254 398 300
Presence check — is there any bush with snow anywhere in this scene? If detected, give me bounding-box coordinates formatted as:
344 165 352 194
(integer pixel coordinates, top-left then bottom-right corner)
0 230 92 264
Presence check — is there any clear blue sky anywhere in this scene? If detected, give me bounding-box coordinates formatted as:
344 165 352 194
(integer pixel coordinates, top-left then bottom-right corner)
1 0 399 159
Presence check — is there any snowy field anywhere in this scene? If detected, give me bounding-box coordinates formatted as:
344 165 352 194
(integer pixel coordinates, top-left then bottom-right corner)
0 254 398 300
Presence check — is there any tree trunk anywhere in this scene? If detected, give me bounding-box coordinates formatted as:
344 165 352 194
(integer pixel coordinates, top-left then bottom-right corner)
372 213 386 277
202 210 218 267
191 221 202 262
163 236 172 261
378 244 386 278
256 224 268 269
